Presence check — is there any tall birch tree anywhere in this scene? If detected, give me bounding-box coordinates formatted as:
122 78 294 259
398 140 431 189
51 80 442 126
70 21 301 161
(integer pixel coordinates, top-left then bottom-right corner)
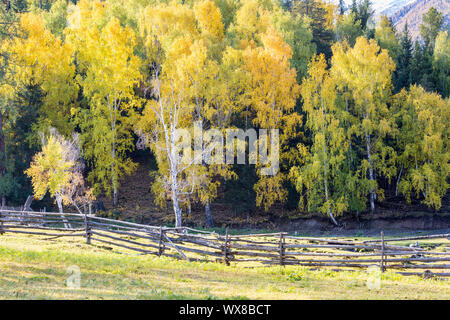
331 37 396 212
67 7 140 207
292 54 347 225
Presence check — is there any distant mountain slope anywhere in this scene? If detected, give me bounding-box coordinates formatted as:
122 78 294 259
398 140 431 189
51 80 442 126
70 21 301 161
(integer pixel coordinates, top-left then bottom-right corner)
328 0 414 15
329 0 448 41
380 0 416 16
389 0 450 41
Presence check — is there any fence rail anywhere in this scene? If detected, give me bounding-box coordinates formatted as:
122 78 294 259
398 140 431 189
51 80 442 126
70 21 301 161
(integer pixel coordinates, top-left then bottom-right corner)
0 209 449 278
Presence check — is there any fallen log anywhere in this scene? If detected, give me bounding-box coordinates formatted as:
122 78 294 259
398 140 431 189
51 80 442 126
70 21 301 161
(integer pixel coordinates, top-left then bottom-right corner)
364 233 450 243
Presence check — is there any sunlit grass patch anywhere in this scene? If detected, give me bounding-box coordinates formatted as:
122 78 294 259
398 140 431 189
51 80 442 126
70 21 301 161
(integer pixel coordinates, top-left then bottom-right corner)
0 233 448 299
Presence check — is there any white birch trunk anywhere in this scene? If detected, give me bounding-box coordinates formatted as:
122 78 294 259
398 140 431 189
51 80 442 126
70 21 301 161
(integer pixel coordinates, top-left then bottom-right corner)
56 193 71 229
365 131 376 212
320 98 338 226
205 201 214 228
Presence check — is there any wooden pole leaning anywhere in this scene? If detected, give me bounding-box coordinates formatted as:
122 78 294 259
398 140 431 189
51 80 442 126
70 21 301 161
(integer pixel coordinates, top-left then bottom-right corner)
84 210 91 244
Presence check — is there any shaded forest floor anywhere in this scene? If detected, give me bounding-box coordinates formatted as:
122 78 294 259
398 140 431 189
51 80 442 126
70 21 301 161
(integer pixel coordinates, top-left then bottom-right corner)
36 154 450 234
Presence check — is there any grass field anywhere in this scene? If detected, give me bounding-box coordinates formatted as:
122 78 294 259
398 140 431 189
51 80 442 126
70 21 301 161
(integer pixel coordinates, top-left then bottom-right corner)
0 232 449 299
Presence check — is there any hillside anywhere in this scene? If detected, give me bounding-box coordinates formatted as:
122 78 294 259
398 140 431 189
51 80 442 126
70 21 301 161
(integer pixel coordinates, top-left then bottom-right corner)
91 156 450 231
389 0 450 41
380 0 416 16
330 0 449 40
329 0 415 16
3 0 448 234
1 232 448 299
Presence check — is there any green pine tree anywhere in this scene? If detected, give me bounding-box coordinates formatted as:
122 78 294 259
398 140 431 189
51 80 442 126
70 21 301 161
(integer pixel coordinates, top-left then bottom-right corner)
291 0 333 60
420 7 444 50
394 23 413 92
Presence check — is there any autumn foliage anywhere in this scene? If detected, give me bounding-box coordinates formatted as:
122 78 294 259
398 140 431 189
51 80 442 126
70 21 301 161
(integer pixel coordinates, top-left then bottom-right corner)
0 0 448 226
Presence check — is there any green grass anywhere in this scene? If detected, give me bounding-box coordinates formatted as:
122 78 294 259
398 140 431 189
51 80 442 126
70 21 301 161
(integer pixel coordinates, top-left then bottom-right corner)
0 233 449 299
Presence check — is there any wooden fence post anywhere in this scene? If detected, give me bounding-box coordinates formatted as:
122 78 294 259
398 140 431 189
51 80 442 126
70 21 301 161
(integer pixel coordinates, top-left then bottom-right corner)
42 207 46 227
158 226 165 257
84 211 91 244
380 231 385 272
223 227 230 266
0 208 3 235
279 233 285 266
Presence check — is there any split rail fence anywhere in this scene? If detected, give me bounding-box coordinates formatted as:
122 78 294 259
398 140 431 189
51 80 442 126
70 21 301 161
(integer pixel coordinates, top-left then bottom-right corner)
0 209 449 278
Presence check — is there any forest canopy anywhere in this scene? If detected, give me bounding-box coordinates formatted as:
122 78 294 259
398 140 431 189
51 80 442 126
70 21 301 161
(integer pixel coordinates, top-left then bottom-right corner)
0 0 448 227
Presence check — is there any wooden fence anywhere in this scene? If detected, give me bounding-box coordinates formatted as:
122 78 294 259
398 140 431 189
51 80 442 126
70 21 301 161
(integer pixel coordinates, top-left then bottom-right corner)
0 209 449 278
